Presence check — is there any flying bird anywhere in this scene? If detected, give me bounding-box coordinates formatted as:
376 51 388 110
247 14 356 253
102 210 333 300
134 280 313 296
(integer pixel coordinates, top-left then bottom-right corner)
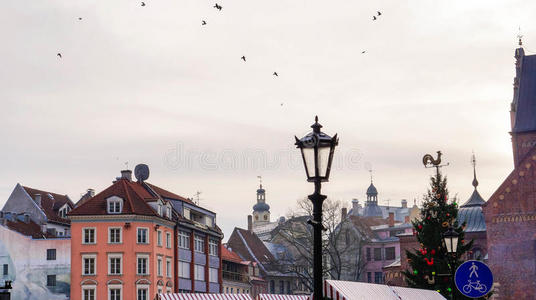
213 3 222 10
78 17 82 20
361 51 366 54
241 56 246 62
202 20 207 25
280 103 284 106
372 16 377 21
377 11 382 16
57 53 62 58
273 72 278 76
141 2 146 6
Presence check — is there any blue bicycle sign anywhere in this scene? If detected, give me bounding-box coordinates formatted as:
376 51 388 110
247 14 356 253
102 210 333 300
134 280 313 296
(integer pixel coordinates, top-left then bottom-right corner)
455 260 493 298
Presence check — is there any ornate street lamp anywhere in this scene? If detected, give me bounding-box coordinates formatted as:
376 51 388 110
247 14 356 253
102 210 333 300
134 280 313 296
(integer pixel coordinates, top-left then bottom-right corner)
442 227 459 254
295 116 338 300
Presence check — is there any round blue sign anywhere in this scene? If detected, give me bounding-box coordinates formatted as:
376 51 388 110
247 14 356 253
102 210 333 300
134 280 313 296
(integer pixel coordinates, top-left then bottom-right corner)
455 260 493 298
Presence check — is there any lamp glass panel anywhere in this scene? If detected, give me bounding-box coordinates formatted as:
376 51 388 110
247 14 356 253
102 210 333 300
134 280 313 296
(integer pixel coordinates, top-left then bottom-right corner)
444 237 453 253
318 146 331 178
301 147 315 178
451 236 459 253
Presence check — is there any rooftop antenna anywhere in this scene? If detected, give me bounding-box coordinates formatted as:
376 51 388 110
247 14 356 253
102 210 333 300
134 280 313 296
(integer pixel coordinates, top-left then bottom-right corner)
518 26 523 46
124 161 129 170
257 175 263 188
193 191 202 205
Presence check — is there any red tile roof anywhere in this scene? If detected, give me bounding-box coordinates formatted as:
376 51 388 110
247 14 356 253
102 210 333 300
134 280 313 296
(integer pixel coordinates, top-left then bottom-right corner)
5 219 55 239
145 183 193 203
68 179 160 217
221 244 247 264
228 228 275 265
22 186 74 225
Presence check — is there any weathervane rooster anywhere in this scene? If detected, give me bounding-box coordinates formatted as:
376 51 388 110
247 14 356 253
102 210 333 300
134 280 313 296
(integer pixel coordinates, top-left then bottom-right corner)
422 151 442 167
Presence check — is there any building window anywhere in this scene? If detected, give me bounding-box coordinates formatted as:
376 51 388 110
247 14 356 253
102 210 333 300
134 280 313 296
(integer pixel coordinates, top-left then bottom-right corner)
209 239 218 256
166 258 172 278
82 287 96 300
366 248 371 261
109 286 121 300
279 281 284 294
373 248 382 261
209 267 218 283
47 274 56 286
179 261 190 278
107 197 123 214
194 235 205 253
194 264 204 281
287 281 291 294
179 231 190 249
374 272 383 284
226 287 228 293
137 228 148 244
2 264 7 275
367 272 371 283
270 280 275 293
137 286 148 300
385 247 395 260
157 230 162 246
230 288 233 293
137 255 149 275
157 257 163 276
166 232 171 248
108 254 122 275
109 227 122 244
83 228 96 244
82 255 96 275
46 249 56 260
158 204 163 216
166 206 172 219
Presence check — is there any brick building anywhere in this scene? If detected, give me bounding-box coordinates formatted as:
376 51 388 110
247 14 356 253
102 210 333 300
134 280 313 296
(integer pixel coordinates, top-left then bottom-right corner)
482 40 536 300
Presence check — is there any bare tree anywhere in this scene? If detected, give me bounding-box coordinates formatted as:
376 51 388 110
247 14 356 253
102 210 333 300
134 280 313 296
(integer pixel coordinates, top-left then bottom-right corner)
270 198 370 291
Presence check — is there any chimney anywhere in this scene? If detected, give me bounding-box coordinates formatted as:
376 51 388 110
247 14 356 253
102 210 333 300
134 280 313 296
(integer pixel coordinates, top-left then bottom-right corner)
87 188 95 197
120 170 132 181
41 223 47 233
341 207 347 220
352 199 359 210
401 199 408 208
34 194 42 207
404 215 410 224
388 212 395 227
247 215 253 231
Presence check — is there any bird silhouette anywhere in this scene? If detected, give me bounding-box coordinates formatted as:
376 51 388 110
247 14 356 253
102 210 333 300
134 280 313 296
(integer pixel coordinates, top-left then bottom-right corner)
141 2 146 6
361 51 366 54
202 20 207 25
377 11 382 16
213 3 222 10
372 16 377 21
78 17 82 20
57 53 62 58
280 103 284 106
273 72 278 76
241 56 246 62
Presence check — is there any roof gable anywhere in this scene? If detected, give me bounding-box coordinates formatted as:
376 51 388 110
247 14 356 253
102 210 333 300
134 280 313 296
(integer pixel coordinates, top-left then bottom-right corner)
513 53 536 133
22 186 73 224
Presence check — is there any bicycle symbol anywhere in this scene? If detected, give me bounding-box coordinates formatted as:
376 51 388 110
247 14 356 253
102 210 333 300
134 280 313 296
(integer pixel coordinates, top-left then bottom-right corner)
462 280 487 294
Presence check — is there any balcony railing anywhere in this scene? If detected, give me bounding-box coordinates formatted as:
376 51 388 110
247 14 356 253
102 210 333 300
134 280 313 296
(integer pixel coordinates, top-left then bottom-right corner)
222 270 249 283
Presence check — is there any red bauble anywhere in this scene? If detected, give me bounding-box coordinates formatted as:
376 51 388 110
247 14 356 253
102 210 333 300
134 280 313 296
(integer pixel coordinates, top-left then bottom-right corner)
418 225 423 230
424 258 434 266
446 213 450 217
431 249 436 255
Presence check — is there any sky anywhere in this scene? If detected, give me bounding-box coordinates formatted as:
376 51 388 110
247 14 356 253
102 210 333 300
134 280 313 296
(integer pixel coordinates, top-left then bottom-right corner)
1 0 535 240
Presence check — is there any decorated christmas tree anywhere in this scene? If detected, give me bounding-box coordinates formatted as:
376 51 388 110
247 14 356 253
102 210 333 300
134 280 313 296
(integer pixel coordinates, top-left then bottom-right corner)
403 167 473 299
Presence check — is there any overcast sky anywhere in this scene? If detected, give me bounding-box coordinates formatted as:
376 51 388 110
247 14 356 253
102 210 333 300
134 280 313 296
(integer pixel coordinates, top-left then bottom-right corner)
1 0 535 239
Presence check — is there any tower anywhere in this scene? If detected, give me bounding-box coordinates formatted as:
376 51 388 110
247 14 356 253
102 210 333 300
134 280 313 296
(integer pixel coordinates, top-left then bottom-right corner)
362 175 383 218
252 179 270 226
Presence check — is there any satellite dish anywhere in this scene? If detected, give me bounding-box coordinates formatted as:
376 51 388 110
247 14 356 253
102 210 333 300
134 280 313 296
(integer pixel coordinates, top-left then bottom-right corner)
134 164 150 182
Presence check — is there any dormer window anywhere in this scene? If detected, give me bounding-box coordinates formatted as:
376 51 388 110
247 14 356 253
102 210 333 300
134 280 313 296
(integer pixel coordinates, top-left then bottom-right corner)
157 204 162 216
166 206 172 219
107 196 123 214
58 205 71 218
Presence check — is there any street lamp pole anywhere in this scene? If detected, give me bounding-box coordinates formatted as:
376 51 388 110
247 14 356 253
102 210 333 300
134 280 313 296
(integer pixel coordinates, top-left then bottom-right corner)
442 227 460 300
295 116 338 300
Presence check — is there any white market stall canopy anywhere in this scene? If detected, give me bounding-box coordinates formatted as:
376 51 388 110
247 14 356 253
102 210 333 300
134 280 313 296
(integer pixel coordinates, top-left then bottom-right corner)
257 294 310 300
323 280 447 300
158 294 253 300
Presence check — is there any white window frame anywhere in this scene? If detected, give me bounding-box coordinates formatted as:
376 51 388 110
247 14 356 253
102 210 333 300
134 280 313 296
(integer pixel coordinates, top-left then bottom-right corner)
166 257 172 278
194 264 204 281
108 283 123 300
158 204 162 216
82 227 96 244
137 284 149 300
137 254 149 275
137 227 149 244
157 256 163 277
108 227 122 244
82 285 96 300
166 232 171 249
194 235 205 253
179 231 190 249
209 267 218 283
157 230 162 247
166 206 172 219
108 253 123 275
107 196 123 214
82 254 97 276
208 239 218 256
178 261 190 278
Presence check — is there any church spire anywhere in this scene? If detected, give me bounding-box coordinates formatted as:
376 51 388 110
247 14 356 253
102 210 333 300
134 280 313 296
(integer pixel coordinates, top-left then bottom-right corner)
471 152 479 189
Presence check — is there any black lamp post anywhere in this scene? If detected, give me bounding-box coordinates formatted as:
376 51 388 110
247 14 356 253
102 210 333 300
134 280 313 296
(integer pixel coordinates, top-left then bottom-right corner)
295 116 338 300
442 227 459 300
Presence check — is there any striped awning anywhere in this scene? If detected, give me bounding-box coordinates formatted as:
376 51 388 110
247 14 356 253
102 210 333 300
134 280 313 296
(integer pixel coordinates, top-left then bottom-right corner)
158 294 253 300
323 280 447 300
256 294 310 300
